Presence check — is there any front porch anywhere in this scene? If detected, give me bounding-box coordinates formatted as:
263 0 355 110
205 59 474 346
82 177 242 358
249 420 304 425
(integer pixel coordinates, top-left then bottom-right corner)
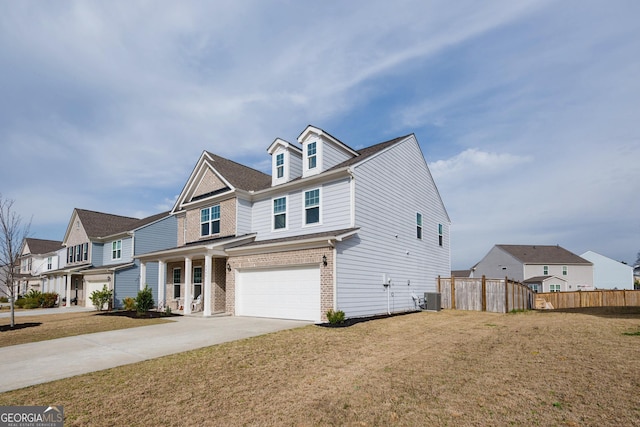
141 255 228 317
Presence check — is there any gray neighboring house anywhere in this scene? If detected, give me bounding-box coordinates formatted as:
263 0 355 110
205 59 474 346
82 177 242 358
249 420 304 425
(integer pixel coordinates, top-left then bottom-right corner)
472 244 593 292
47 208 177 308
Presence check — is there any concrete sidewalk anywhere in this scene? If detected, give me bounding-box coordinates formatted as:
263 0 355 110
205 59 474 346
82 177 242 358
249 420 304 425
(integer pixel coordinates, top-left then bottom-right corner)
0 315 310 392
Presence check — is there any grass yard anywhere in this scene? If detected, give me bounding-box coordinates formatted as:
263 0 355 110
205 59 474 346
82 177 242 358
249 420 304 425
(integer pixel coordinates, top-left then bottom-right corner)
1 308 639 426
0 311 172 347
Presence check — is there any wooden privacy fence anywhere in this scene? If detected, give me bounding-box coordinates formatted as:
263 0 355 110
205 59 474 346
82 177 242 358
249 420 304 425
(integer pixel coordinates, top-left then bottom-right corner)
536 290 640 309
437 276 534 313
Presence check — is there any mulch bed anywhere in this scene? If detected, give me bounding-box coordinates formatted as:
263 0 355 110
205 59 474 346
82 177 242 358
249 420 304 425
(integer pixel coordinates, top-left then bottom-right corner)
316 310 419 328
96 310 182 319
0 322 42 332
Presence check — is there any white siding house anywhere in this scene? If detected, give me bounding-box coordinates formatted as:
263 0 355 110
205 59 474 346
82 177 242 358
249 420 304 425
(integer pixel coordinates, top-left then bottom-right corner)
580 251 634 290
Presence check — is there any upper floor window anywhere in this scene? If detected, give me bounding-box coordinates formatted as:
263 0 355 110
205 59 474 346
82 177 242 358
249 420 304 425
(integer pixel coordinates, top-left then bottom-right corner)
276 153 284 179
83 243 88 261
273 197 287 230
305 189 320 225
47 257 52 270
112 240 122 260
562 266 568 276
307 141 317 169
201 205 221 236
76 245 81 262
28 258 32 272
543 265 549 275
416 213 423 239
438 223 443 246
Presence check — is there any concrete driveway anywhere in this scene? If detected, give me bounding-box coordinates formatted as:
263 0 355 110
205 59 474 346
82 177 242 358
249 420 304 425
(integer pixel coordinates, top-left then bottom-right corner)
0 314 310 392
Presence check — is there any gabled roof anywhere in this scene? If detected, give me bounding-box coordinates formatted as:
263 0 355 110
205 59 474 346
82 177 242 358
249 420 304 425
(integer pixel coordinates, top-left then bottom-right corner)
75 209 141 239
203 152 272 192
497 245 591 265
23 238 63 255
297 125 359 157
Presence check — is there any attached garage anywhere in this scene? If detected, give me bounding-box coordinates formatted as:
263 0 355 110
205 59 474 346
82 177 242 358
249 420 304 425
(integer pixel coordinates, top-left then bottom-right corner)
85 281 109 309
236 265 321 322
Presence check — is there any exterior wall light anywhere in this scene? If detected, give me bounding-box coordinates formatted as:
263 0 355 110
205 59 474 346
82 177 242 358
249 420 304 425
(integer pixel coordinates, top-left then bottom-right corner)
322 255 327 267
227 263 231 272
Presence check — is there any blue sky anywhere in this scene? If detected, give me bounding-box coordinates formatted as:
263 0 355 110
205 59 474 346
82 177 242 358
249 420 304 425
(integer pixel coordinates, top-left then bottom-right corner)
1 1 638 269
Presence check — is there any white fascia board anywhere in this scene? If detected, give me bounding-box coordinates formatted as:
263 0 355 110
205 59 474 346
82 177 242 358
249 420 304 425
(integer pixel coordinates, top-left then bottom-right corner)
297 125 359 157
135 234 257 262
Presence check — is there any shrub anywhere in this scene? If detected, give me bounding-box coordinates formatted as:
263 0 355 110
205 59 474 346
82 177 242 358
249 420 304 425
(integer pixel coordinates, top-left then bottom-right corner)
326 309 346 325
23 289 43 309
14 297 25 308
0 296 8 303
123 297 137 311
41 292 58 308
135 285 154 313
90 285 113 311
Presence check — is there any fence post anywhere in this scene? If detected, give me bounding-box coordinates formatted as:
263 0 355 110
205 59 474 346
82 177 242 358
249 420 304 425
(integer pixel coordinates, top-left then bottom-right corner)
505 277 509 313
481 275 487 312
451 275 456 310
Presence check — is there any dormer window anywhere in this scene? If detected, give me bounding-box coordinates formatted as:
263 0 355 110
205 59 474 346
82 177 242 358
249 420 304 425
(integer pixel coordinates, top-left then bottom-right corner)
307 141 317 169
276 153 284 178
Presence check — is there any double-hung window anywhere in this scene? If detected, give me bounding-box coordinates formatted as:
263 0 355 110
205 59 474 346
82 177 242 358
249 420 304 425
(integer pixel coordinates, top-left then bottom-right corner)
201 205 221 236
307 142 317 170
112 240 122 260
416 213 423 239
276 153 284 179
83 243 88 261
273 197 287 230
550 284 561 292
304 189 320 225
47 257 52 270
543 265 549 275
562 266 568 276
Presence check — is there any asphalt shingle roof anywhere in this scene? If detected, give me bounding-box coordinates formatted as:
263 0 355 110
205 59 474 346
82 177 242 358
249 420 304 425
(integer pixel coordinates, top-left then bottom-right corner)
75 209 142 239
24 238 63 255
497 245 591 265
204 152 272 192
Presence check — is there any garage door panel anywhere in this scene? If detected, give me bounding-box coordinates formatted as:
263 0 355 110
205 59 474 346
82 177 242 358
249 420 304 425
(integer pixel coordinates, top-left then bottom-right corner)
237 266 320 322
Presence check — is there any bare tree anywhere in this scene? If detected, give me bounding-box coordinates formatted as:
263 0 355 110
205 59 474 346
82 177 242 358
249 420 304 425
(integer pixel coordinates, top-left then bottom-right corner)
0 194 31 328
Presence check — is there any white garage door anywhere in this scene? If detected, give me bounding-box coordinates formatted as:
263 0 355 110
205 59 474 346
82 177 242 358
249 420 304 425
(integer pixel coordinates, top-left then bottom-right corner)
85 282 109 309
236 265 321 322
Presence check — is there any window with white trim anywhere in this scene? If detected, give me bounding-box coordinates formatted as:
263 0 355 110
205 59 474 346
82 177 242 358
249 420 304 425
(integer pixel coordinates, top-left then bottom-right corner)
304 189 320 225
543 265 549 275
273 197 287 230
76 245 81 262
307 141 317 169
550 283 561 292
193 266 202 299
112 240 122 260
47 257 52 270
416 213 423 239
562 266 568 276
201 205 221 236
276 153 284 179
438 223 443 246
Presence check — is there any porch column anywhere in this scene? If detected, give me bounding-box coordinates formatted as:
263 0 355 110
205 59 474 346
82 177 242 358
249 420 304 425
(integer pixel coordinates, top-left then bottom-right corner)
157 260 165 308
204 255 212 316
184 256 192 315
139 262 146 291
65 274 71 308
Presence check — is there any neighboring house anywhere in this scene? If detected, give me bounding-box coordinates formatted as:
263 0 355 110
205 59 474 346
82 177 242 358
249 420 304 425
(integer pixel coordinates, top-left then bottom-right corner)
452 270 471 278
580 251 634 290
46 209 177 308
472 244 593 292
15 238 64 296
0 262 11 299
137 125 451 322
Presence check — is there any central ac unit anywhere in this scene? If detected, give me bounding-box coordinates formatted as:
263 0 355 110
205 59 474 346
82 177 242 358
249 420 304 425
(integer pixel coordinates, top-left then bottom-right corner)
424 292 441 311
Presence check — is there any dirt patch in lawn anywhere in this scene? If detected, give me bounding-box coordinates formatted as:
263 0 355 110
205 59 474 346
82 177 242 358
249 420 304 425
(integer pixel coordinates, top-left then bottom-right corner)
0 311 173 347
1 309 639 426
